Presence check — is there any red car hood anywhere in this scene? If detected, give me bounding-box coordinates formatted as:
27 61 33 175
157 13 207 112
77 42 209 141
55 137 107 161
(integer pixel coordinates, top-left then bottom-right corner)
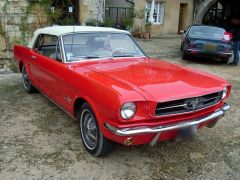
79 57 228 102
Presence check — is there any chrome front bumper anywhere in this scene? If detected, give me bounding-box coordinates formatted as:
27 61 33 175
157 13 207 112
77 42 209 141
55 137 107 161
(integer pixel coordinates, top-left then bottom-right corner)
105 104 231 136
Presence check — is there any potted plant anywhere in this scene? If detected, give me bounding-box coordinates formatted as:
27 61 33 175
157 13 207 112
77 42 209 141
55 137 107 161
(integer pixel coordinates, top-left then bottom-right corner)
144 22 152 39
134 9 145 38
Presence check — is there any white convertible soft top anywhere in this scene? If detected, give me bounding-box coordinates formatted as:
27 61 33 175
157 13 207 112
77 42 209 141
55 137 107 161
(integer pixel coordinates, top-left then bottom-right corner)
28 26 130 48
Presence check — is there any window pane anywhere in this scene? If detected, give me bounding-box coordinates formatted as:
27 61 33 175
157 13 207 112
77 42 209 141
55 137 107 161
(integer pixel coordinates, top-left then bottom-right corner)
189 26 225 40
145 1 165 24
42 35 58 46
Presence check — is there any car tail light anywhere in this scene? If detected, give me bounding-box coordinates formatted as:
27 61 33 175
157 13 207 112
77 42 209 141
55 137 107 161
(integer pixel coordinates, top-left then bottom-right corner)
223 32 232 42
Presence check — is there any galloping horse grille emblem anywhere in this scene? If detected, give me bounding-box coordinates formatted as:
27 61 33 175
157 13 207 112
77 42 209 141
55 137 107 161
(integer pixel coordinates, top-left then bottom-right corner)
185 97 204 111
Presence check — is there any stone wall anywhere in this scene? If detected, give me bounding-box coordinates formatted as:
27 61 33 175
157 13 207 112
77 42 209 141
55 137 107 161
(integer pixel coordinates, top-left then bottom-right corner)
0 0 27 35
0 35 7 68
79 0 100 24
0 0 48 69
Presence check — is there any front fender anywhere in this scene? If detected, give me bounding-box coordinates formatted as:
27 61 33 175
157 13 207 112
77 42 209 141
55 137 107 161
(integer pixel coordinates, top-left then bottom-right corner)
70 67 147 134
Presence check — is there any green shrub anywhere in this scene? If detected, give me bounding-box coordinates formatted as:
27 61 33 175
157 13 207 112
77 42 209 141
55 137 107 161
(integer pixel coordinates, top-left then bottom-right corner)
104 18 114 27
85 19 101 26
123 18 134 30
59 16 75 25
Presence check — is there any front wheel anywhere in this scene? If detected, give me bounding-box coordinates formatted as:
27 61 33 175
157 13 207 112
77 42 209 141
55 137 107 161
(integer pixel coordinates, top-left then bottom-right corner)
78 103 113 157
22 65 36 93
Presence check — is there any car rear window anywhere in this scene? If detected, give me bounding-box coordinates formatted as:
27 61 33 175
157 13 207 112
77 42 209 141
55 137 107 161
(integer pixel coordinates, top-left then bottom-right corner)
189 26 225 40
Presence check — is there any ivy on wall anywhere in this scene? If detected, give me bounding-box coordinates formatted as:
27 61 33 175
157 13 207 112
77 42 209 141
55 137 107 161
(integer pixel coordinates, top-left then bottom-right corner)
1 0 63 47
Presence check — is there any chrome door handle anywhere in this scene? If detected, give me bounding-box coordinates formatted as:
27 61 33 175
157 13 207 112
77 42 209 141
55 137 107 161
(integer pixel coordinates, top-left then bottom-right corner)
31 55 37 60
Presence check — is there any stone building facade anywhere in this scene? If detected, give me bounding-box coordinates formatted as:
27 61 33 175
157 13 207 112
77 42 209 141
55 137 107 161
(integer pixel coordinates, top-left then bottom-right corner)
79 0 101 24
0 0 28 37
0 0 101 66
0 0 29 67
0 0 101 47
0 0 49 48
134 0 194 35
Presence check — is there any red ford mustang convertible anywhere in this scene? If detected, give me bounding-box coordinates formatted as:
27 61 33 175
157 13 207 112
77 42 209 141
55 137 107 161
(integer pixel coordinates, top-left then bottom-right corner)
14 26 231 156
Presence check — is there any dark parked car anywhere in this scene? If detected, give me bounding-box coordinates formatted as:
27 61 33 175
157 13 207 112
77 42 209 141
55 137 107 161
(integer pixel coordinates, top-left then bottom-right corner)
181 25 232 63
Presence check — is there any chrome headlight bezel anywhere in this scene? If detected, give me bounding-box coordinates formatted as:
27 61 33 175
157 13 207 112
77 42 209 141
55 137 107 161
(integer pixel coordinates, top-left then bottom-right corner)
120 102 136 120
221 87 228 99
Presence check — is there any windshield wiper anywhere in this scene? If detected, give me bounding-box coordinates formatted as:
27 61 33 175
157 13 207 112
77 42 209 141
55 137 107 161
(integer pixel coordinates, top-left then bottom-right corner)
112 54 136 58
75 55 101 59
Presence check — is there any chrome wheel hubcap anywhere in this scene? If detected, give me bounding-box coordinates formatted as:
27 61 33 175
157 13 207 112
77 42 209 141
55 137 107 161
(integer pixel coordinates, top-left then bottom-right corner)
22 67 30 90
81 109 98 150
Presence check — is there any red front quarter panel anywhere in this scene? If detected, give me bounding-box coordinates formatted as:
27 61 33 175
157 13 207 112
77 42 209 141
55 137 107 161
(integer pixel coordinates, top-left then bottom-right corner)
68 64 148 130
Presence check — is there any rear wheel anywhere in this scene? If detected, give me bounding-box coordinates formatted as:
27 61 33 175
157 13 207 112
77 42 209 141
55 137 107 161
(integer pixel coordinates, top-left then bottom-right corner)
78 102 113 157
182 51 190 60
22 65 36 93
180 43 183 51
221 57 229 64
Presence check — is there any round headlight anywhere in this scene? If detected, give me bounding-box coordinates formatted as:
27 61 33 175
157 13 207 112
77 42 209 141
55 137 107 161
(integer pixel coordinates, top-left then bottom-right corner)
120 102 136 120
222 87 228 99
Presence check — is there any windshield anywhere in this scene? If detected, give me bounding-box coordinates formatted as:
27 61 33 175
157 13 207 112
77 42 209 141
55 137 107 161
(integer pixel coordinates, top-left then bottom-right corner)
62 33 145 62
189 26 225 40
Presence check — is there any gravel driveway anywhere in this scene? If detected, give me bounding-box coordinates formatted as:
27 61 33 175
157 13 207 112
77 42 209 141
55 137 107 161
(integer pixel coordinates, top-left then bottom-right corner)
0 37 239 180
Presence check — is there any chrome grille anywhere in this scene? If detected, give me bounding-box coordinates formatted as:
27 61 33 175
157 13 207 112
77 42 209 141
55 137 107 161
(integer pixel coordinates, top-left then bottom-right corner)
155 91 223 116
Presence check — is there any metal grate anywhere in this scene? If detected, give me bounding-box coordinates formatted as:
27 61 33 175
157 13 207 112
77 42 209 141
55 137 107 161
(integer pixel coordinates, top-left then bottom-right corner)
155 91 223 116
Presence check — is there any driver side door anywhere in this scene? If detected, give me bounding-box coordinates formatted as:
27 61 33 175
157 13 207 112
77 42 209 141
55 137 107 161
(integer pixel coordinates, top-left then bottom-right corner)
29 34 64 98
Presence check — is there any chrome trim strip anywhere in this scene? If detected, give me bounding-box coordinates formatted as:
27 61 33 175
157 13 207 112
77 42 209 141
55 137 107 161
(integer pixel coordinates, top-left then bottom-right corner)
64 56 146 64
204 97 219 102
156 104 187 110
60 36 67 63
30 82 76 120
105 104 230 136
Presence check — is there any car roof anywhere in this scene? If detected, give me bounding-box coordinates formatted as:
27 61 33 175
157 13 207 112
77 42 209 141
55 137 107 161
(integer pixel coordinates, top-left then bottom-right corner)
28 26 130 48
34 26 130 36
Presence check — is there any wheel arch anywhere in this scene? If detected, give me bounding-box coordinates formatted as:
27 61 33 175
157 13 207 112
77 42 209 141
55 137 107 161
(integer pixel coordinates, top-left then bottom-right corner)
73 97 87 119
19 61 23 73
73 96 100 121
73 95 107 134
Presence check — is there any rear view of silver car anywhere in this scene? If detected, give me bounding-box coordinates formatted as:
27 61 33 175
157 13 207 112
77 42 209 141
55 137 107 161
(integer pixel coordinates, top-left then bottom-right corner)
181 25 232 63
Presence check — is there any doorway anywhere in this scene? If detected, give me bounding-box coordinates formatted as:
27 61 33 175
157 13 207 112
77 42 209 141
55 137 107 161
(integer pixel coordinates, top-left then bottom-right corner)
178 4 188 33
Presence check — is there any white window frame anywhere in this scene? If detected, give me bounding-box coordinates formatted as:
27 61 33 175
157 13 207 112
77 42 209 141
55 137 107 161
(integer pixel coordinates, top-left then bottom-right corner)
145 1 165 25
